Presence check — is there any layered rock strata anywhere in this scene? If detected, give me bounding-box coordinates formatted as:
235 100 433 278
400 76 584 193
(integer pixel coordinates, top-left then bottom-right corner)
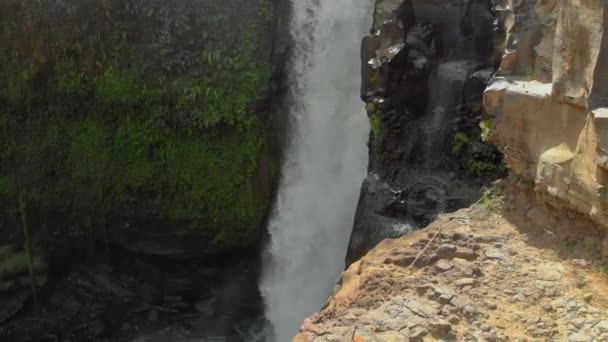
484 0 608 255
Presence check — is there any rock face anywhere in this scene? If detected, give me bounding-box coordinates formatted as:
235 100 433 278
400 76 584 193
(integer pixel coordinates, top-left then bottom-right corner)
0 0 285 248
0 1 289 340
295 204 608 341
346 0 504 266
484 0 608 255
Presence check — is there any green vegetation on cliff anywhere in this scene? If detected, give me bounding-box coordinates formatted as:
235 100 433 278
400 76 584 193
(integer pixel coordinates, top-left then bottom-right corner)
0 0 278 247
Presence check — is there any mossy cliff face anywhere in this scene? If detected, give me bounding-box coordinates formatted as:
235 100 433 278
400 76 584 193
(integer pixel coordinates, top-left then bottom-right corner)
0 0 281 248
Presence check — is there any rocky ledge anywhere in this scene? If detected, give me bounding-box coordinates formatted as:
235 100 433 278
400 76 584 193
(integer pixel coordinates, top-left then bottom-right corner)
295 185 608 341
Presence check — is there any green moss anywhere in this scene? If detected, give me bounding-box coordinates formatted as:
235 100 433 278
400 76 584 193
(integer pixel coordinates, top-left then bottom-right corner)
366 102 382 141
0 245 47 292
0 248 45 279
52 110 266 245
480 119 493 143
479 186 504 212
94 67 149 108
468 159 506 178
0 245 16 261
0 0 277 247
451 132 471 155
370 111 382 139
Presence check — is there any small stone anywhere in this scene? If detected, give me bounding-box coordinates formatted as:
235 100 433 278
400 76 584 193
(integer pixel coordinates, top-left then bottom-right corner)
375 331 408 342
539 262 566 281
452 232 463 240
410 326 429 339
455 278 476 287
543 304 553 312
463 305 478 317
568 332 592 342
430 318 453 334
486 302 497 310
448 316 460 324
435 259 453 273
351 308 367 316
513 294 526 302
437 244 458 258
455 247 478 260
422 253 440 265
484 248 505 260
480 324 491 332
475 235 501 243
583 294 593 303
571 318 586 328
416 284 433 295
595 320 608 333
322 334 343 341
438 293 454 305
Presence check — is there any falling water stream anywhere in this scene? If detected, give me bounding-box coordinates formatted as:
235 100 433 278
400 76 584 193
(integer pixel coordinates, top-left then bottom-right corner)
260 0 373 340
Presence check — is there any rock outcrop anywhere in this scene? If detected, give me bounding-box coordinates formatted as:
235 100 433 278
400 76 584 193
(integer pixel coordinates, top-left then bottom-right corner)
346 0 504 266
295 197 608 341
484 0 608 255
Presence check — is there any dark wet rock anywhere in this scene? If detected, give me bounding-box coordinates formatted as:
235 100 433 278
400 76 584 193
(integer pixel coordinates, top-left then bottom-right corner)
89 269 135 300
347 0 504 267
89 318 109 337
0 241 265 342
49 292 82 318
0 291 29 324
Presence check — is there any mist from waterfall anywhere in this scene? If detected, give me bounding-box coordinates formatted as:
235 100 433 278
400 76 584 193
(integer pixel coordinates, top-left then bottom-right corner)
260 0 373 340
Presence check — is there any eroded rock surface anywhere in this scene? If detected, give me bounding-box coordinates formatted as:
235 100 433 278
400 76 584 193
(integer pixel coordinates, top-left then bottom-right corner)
484 0 608 255
295 196 608 342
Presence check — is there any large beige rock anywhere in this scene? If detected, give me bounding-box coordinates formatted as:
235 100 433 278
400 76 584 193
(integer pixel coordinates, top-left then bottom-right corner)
552 0 605 108
484 0 608 245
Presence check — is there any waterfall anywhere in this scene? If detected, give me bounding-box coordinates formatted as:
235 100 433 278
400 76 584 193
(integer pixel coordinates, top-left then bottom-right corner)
260 0 373 340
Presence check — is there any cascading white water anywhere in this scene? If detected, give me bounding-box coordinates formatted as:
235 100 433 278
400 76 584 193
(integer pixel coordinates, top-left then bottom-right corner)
260 0 373 340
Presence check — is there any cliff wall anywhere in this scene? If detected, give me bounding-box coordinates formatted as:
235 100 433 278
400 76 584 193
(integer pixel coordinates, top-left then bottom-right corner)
0 0 284 250
346 0 504 266
484 0 608 255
